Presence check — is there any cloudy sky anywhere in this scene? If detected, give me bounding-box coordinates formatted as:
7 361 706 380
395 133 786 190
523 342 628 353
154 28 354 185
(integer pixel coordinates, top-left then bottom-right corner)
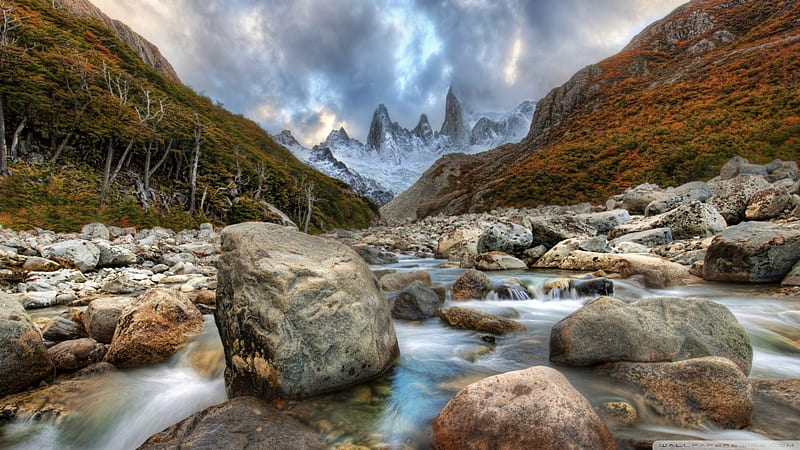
92 0 686 146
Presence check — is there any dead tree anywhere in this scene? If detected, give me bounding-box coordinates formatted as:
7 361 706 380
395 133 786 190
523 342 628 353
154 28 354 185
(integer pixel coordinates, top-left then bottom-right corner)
254 162 268 200
189 112 204 212
0 2 26 176
302 182 316 233
51 60 93 163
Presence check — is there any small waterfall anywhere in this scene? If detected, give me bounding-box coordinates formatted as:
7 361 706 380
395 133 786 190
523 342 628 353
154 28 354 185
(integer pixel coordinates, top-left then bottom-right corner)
488 278 531 300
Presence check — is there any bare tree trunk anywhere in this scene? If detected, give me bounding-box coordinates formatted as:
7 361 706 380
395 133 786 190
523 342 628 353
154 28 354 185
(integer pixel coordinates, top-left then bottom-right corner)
0 95 8 176
101 139 113 201
189 114 203 213
303 182 316 233
51 131 73 164
9 115 26 160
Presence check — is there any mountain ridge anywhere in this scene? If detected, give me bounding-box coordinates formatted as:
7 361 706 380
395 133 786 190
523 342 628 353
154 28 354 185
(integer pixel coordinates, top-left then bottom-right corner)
383 0 800 223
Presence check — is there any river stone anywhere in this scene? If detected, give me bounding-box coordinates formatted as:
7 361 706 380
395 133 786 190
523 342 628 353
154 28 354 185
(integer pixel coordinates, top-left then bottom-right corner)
476 222 533 256
451 269 490 301
21 256 60 272
42 315 87 342
435 226 482 259
575 209 631 234
39 239 101 272
490 278 530 300
559 251 694 288
215 222 399 400
391 281 442 321
645 181 712 216
380 270 431 291
93 240 138 267
745 186 791 220
352 244 398 265
473 252 527 271
528 215 597 249
708 174 772 224
432 366 615 450
532 238 582 268
81 223 110 241
83 296 135 344
47 338 106 372
438 306 526 335
610 227 673 248
104 289 203 368
578 236 610 253
783 261 800 286
0 294 55 396
609 201 726 240
596 357 752 429
550 296 753 375
703 221 800 283
138 397 325 450
622 183 663 214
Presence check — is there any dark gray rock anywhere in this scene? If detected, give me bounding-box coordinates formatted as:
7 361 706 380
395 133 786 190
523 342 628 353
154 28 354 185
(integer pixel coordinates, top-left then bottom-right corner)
622 183 663 215
216 223 398 400
610 227 673 248
490 278 531 300
82 297 135 344
579 236 610 253
529 215 597 249
138 397 326 450
703 221 800 283
42 315 87 342
391 281 442 321
745 186 791 220
550 296 752 375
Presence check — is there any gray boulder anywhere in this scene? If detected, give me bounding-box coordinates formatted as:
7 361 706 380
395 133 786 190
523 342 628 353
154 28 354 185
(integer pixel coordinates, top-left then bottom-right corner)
473 252 527 271
622 183 663 215
745 186 791 220
719 156 766 180
138 397 325 450
352 244 398 265
708 174 771 224
391 281 442 321
476 222 532 256
93 240 137 267
609 201 726 240
550 296 753 375
42 315 87 342
575 209 631 234
81 223 110 241
610 227 673 248
432 366 615 450
703 221 800 283
528 216 597 249
380 270 431 291
39 239 100 272
216 222 399 400
0 294 54 396
645 181 712 216
783 260 800 286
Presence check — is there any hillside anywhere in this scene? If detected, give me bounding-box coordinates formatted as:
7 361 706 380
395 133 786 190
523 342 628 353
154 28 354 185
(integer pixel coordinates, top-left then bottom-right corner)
385 0 800 222
0 0 376 232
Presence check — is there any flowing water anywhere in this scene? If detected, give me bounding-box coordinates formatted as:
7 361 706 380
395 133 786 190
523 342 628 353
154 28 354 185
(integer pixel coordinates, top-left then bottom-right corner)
2 256 798 449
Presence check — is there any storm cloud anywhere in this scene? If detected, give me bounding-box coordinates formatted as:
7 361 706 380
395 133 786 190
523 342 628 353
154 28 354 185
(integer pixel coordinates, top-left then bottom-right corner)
92 0 685 146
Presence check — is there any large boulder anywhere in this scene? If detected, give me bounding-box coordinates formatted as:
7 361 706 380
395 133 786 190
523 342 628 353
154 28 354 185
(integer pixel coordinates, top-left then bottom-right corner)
432 366 615 450
708 174 771 224
380 270 431 291
39 239 101 272
391 281 442 321
0 294 54 396
92 240 138 267
435 226 482 259
81 222 110 241
550 296 753 375
352 244 398 265
438 306 526 335
719 156 767 180
215 222 399 400
82 296 135 344
596 357 752 429
476 222 532 256
645 181 712 216
610 227 673 248
608 200 726 240
450 269 490 301
42 314 88 342
532 238 582 268
528 215 597 249
703 222 800 283
138 396 326 450
559 251 694 288
104 289 203 367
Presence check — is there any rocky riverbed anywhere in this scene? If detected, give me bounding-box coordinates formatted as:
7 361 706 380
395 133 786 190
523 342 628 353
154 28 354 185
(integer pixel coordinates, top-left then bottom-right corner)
1 156 799 448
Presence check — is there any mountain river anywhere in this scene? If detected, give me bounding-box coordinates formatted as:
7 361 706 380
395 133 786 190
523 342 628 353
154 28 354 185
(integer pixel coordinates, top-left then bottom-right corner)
1 256 798 449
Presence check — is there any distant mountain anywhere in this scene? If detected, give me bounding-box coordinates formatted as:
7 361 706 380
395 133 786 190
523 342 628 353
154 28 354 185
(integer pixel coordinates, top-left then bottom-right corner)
278 89 535 196
272 130 394 206
383 0 800 223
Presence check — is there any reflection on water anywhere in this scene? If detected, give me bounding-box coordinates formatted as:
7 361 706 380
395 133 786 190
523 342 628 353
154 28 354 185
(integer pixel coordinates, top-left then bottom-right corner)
2 257 798 449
